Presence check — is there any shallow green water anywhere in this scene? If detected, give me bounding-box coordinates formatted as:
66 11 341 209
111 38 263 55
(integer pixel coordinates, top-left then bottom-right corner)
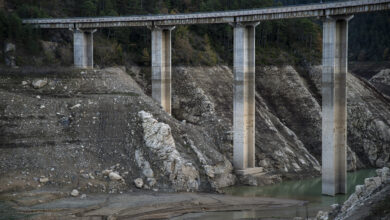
173 169 377 220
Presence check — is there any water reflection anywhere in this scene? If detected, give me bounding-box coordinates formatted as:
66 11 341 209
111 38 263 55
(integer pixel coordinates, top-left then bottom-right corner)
224 169 376 204
173 169 377 220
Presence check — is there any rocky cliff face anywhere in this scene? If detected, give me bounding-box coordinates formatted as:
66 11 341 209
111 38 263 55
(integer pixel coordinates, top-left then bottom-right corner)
309 66 390 168
170 65 390 175
316 167 390 220
369 68 390 97
171 66 321 180
1 64 390 193
0 67 234 193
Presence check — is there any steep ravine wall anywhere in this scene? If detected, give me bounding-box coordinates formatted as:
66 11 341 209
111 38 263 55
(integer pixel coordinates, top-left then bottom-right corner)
0 65 389 194
169 65 390 173
309 66 390 168
0 67 234 193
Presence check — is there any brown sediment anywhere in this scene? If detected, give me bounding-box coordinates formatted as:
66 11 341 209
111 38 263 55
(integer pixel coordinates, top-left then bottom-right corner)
1 190 304 220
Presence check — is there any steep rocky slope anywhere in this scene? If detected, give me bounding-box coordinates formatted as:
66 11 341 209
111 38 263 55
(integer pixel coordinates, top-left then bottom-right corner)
309 66 390 168
0 67 234 193
171 66 321 180
169 65 390 173
369 69 390 97
316 167 390 220
1 65 390 194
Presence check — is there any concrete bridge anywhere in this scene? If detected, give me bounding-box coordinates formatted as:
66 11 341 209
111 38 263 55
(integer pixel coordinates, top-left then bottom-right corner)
23 0 390 196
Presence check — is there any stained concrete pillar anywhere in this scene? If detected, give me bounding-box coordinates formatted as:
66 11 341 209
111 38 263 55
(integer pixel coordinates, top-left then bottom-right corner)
322 15 353 196
73 29 96 68
151 26 175 114
233 22 259 171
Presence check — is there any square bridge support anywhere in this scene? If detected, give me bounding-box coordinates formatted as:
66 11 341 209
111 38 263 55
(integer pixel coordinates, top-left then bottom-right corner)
73 29 96 69
151 26 175 114
322 15 353 196
232 22 260 173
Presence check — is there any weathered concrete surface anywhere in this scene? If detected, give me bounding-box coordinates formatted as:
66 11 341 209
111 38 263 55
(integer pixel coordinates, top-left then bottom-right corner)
23 0 390 28
151 26 174 114
73 29 95 68
233 22 258 170
321 16 352 196
0 190 304 220
309 66 390 170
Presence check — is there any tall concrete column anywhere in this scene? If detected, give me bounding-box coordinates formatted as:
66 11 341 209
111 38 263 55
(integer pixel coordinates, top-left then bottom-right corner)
151 26 175 114
322 15 353 196
233 22 259 171
73 29 96 68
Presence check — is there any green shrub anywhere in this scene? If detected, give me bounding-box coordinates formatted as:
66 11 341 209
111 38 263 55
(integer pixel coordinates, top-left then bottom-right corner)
16 5 49 18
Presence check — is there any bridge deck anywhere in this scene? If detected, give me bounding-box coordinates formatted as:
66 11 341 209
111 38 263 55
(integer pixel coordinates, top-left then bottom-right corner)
22 0 390 28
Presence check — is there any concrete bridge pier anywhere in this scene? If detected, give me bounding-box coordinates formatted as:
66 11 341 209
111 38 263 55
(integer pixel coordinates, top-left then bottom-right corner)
322 15 353 196
151 26 175 114
232 22 262 175
72 29 96 69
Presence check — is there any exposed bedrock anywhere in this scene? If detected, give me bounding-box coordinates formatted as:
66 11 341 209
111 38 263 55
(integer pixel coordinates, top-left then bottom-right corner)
369 69 390 97
316 167 390 220
1 64 389 193
309 66 390 168
0 67 235 193
172 65 390 175
172 66 321 180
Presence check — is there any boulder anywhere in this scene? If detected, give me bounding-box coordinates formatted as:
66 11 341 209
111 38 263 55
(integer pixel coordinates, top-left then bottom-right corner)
102 169 112 176
147 177 156 187
70 189 79 197
39 177 49 183
109 172 123 181
134 178 143 188
376 167 390 183
315 211 329 220
355 184 365 197
32 79 48 89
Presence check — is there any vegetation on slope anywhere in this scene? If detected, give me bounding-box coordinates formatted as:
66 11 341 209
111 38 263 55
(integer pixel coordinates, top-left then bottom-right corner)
0 0 389 67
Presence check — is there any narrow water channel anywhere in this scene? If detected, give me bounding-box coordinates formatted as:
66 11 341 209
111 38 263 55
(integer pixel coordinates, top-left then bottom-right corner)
173 169 377 220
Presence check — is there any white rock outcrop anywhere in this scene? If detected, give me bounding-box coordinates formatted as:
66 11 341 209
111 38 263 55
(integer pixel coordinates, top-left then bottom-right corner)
138 111 199 191
316 167 390 220
135 150 156 187
185 137 236 189
339 169 390 219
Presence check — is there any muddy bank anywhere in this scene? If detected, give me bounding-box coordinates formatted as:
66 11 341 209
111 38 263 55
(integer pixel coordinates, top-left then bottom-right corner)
0 190 303 220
